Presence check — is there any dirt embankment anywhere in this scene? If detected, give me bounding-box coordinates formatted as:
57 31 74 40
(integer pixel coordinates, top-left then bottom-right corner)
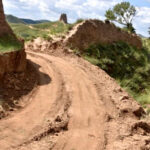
0 49 26 78
65 19 142 50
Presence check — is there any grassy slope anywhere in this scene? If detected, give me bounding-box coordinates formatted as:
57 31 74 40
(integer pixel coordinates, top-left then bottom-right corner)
77 41 150 109
0 34 23 53
9 21 73 41
9 23 48 41
0 21 73 52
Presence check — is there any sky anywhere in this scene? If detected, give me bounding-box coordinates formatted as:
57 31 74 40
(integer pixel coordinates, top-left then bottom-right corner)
2 0 150 37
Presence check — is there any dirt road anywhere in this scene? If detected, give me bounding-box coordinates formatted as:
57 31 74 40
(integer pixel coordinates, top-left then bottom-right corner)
0 51 150 150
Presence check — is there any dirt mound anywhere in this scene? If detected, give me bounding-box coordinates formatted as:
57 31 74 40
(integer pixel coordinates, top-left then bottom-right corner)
65 19 142 50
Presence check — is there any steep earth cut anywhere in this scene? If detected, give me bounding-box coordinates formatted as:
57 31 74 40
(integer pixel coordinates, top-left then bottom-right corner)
0 50 26 78
0 0 26 78
65 19 142 50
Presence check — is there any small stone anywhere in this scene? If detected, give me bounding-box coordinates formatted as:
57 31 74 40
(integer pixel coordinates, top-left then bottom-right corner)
120 95 129 101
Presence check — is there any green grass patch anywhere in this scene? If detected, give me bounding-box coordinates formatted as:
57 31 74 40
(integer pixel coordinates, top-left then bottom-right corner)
9 23 49 41
0 34 23 52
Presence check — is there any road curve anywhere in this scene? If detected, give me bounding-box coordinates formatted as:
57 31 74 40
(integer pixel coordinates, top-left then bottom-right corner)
0 51 149 150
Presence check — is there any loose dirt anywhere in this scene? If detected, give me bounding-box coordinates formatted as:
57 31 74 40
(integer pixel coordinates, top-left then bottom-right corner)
0 47 150 150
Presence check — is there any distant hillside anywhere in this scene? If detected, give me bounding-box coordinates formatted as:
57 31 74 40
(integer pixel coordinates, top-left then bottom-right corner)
21 18 50 24
5 14 50 24
9 21 73 41
6 15 25 24
138 34 146 38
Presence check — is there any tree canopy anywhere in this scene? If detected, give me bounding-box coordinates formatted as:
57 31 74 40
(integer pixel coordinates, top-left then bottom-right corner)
105 2 136 33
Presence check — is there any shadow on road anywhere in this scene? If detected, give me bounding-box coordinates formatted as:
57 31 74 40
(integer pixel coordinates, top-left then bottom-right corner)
0 59 51 116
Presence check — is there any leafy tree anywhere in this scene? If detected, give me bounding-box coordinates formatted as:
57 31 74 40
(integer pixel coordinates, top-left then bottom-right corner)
105 2 136 33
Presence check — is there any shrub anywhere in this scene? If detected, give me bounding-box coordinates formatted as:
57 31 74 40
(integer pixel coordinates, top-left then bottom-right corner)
83 41 150 95
0 34 23 52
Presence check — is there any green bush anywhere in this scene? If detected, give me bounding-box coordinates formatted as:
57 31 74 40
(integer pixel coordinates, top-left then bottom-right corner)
0 34 23 52
83 41 150 96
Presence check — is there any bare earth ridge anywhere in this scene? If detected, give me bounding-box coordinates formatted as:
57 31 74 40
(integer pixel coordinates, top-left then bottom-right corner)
0 50 150 150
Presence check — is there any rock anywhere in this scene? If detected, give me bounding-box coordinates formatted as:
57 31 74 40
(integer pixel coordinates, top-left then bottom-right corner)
0 49 26 79
120 95 129 101
59 13 68 24
0 0 14 36
65 19 142 50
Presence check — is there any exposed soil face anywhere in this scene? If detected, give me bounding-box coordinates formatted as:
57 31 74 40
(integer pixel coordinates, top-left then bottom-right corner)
0 49 27 78
0 61 38 118
0 44 150 149
64 20 142 50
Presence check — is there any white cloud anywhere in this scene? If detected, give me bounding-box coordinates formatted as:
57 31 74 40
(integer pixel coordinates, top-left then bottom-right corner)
3 0 122 21
136 7 150 23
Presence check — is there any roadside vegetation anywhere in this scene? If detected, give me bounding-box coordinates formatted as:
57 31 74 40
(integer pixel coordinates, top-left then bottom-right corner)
75 40 150 108
0 34 23 52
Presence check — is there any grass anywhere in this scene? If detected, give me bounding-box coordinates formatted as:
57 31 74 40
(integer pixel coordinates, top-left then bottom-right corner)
9 23 49 41
9 21 74 41
77 41 150 107
32 21 73 33
0 34 23 52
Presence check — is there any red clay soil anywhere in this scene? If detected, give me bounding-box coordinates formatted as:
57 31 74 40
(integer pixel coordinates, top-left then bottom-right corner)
0 48 150 150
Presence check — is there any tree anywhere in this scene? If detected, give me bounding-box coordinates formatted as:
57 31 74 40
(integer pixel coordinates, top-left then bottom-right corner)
105 2 136 33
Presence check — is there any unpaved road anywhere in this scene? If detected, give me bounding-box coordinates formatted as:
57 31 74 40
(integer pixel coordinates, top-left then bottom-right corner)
0 51 150 150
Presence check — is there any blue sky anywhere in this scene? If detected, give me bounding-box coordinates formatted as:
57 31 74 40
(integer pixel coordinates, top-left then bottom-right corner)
3 0 150 37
